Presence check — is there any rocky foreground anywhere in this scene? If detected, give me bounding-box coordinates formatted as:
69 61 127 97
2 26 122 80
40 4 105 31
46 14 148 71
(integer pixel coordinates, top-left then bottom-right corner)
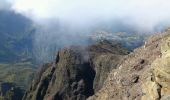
24 29 170 100
88 30 170 100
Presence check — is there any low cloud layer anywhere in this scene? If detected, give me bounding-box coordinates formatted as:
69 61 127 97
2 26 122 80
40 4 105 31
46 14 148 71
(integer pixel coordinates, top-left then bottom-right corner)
9 0 170 32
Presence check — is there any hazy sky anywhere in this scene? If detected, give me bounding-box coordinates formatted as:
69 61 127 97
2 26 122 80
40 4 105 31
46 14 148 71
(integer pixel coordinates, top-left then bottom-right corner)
6 0 169 32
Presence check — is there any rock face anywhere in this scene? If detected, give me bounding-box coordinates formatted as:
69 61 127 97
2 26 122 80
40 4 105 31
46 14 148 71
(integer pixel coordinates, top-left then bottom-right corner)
88 30 170 100
23 40 128 100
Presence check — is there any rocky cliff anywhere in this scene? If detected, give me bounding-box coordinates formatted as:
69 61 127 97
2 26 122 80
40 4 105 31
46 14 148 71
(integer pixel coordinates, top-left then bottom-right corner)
88 30 170 100
23 40 128 100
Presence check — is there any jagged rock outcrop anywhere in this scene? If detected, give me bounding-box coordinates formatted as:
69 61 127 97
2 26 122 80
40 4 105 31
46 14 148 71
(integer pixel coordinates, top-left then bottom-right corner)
88 30 170 100
23 40 128 100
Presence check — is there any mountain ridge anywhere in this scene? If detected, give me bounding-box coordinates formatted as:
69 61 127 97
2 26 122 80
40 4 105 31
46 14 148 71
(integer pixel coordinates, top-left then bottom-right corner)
23 29 170 100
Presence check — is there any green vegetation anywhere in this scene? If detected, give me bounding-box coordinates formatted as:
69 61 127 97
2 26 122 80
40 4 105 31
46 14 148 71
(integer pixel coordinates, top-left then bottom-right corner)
0 62 36 89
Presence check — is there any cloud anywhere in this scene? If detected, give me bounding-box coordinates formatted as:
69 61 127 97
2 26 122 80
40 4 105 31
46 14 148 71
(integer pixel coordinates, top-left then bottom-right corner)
9 0 170 32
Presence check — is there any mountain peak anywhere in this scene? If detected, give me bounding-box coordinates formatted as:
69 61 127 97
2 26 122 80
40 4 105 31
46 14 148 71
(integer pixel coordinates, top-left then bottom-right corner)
23 40 128 100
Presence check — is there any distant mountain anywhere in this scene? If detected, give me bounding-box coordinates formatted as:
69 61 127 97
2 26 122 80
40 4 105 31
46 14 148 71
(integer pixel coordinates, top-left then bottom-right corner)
0 10 36 99
0 10 35 62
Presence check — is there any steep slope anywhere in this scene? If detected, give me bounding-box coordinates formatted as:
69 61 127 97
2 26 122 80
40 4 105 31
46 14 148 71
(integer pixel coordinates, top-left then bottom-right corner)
88 29 170 100
23 40 129 100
